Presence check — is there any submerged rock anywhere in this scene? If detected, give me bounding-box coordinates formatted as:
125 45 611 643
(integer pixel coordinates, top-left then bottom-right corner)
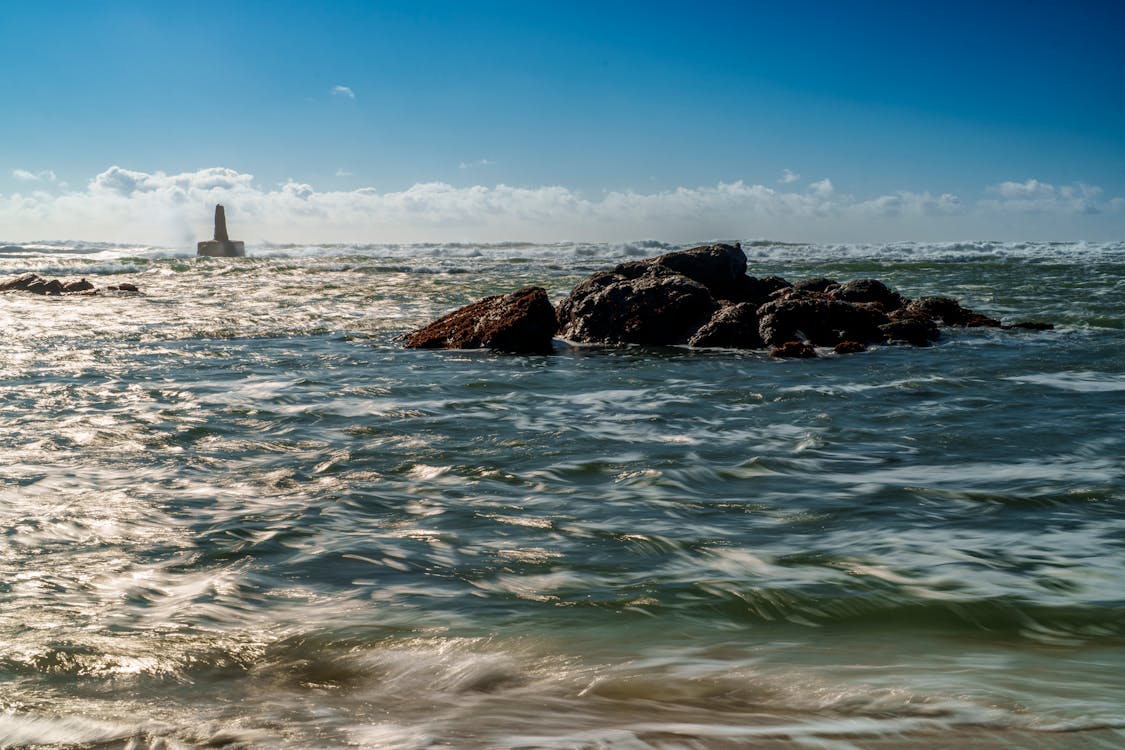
833 340 868 355
770 341 817 359
62 278 95 294
0 273 40 292
404 286 557 353
0 273 137 296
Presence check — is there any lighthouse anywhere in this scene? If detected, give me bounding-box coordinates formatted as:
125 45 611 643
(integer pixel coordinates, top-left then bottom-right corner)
197 204 246 257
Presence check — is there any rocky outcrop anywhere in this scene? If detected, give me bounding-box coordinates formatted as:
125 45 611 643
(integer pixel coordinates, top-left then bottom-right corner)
403 286 557 354
556 269 717 345
405 242 1053 355
0 274 132 296
770 341 817 359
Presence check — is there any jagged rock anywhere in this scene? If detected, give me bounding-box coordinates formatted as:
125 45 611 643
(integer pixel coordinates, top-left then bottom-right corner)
557 267 717 345
731 274 792 305
907 296 1000 327
834 340 868 354
62 279 95 294
770 341 817 359
26 279 64 295
108 283 140 292
880 314 940 346
830 278 906 311
404 286 557 353
757 294 889 347
791 277 838 294
0 273 40 292
631 242 748 300
688 302 764 348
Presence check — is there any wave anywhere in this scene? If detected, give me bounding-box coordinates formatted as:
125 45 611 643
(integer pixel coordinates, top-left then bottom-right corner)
5 238 1124 267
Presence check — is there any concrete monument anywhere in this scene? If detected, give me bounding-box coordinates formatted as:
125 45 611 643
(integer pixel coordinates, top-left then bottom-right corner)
197 204 245 257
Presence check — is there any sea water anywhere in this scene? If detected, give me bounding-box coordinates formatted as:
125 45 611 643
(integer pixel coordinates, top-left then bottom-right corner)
0 239 1123 749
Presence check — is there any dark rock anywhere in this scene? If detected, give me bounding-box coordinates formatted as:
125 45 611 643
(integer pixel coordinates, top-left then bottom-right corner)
757 295 889 347
558 271 716 345
880 310 940 346
830 278 906 311
792 277 838 294
906 296 1000 327
688 302 764 348
730 274 791 305
404 286 557 353
27 279 64 295
1002 321 1055 331
643 242 748 300
962 313 1002 328
62 278 95 294
834 340 868 354
108 282 140 293
770 341 817 359
0 273 41 291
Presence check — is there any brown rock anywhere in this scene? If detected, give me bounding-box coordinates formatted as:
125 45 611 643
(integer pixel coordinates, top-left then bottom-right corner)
27 279 64 295
404 286 557 354
833 340 868 354
0 273 41 292
557 269 717 346
639 242 748 300
688 302 764 348
62 278 96 294
907 296 999 327
770 341 817 359
791 277 838 294
830 278 906 311
757 295 888 347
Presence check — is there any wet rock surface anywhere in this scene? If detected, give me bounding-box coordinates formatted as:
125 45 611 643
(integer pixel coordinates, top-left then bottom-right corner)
0 274 138 296
403 286 557 354
405 242 1054 354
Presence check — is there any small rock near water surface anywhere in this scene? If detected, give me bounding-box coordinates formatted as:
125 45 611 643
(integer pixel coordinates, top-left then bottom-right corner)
404 286 557 354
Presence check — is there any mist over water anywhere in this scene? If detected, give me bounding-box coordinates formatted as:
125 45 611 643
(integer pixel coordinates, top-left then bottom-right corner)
1 239 1124 749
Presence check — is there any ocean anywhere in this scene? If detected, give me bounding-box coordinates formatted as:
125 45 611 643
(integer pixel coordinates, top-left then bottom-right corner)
1 238 1123 749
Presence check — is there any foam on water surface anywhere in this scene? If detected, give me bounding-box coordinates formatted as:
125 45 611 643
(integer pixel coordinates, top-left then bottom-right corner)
1 239 1123 748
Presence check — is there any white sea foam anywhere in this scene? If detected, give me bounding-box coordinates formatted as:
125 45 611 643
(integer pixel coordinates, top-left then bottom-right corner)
3 238 1124 269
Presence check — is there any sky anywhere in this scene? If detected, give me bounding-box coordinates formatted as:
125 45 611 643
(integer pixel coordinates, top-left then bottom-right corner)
2 0 1124 245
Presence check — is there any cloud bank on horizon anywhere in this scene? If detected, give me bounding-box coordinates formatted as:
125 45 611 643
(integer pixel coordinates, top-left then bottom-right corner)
1 165 1122 247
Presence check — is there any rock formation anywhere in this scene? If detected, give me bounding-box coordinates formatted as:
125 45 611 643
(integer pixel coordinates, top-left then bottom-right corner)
403 287 557 354
197 204 246 257
404 242 1053 354
0 274 139 296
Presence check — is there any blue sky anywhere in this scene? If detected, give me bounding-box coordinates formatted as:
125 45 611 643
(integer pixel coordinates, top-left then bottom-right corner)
2 0 1124 244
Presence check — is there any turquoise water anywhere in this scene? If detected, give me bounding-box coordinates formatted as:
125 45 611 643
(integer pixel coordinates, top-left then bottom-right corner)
1 240 1123 748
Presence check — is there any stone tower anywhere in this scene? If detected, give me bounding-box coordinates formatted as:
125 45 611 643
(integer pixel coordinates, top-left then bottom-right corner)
197 204 245 257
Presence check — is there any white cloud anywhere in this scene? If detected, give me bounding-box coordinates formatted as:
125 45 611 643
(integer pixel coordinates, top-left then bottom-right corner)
982 179 1109 215
13 169 57 182
335 168 354 177
1 165 1121 245
331 85 355 99
459 159 496 169
809 178 834 198
779 169 800 184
